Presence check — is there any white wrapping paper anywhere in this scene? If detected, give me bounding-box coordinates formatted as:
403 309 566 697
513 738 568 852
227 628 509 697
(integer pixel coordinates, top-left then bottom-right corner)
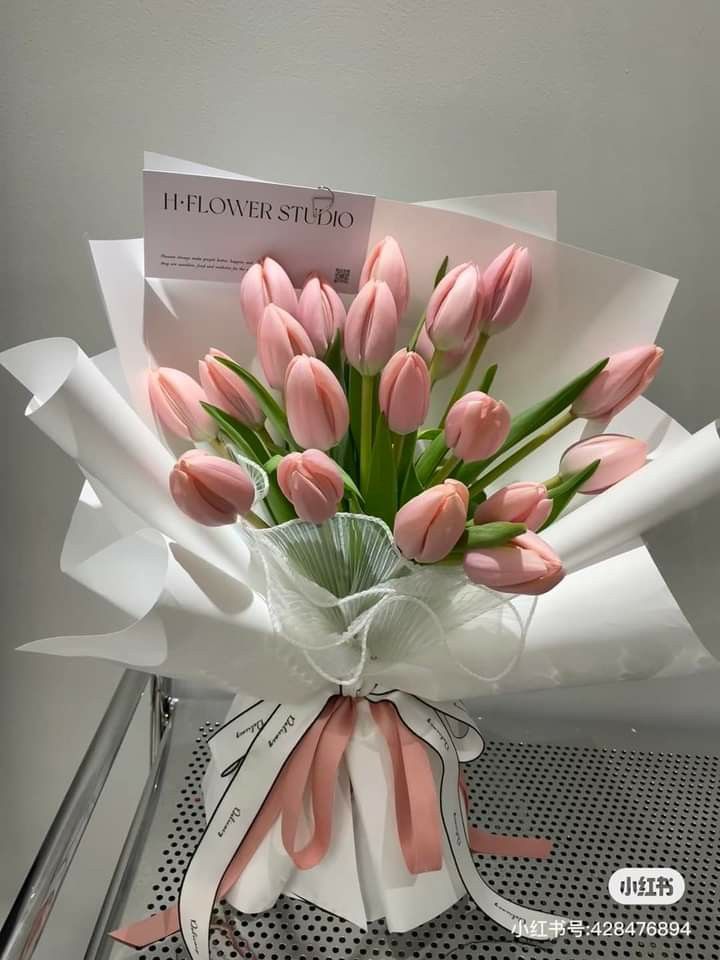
3 188 717 698
4 168 720 941
200 693 467 931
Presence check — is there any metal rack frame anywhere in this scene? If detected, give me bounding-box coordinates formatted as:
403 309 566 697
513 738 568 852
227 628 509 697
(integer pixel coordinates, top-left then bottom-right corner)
3 674 719 960
0 672 174 960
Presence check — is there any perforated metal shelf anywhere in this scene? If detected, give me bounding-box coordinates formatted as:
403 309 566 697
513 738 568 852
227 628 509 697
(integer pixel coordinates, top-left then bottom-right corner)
103 696 720 960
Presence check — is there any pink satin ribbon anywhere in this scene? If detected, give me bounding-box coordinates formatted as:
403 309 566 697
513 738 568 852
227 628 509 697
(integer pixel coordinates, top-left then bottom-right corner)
369 700 443 873
111 696 551 949
458 775 553 859
111 696 355 948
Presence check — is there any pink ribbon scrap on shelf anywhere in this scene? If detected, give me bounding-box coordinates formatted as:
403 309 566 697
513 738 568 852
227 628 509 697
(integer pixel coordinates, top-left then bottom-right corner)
110 691 556 956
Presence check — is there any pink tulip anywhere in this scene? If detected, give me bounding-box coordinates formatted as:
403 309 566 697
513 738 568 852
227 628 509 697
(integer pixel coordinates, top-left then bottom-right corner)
239 256 298 335
464 531 564 595
199 349 264 428
169 450 255 526
425 262 483 351
444 391 511 462
481 244 532 335
559 434 648 493
257 304 315 390
284 355 349 451
571 345 664 420
277 449 344 523
378 349 430 435
359 235 410 316
473 482 552 532
415 324 476 380
344 280 399 375
148 367 216 441
296 274 346 356
393 479 469 563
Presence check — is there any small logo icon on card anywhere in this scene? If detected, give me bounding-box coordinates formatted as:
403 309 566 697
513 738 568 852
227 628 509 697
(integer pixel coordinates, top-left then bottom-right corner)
609 868 685 904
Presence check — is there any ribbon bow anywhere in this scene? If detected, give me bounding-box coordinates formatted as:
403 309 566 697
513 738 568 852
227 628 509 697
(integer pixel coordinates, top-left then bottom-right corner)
111 691 560 957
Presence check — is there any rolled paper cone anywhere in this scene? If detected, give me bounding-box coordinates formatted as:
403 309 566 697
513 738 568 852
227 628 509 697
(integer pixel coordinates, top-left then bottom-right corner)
544 422 720 572
0 338 259 586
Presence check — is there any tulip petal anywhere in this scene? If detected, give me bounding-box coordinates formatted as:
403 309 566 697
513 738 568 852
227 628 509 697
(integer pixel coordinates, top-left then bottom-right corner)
169 467 235 526
464 544 549 588
184 457 255 515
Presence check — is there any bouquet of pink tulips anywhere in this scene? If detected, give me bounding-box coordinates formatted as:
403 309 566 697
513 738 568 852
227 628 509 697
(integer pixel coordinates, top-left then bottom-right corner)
150 237 662 600
8 157 720 955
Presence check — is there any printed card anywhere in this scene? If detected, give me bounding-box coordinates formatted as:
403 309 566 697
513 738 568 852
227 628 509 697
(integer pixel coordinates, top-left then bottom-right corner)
143 170 376 291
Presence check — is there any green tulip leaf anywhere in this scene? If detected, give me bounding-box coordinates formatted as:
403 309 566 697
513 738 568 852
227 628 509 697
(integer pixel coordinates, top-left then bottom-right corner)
265 472 296 524
478 363 498 394
433 254 450 288
541 460 600 529
331 431 359 491
364 414 397 527
202 403 269 463
457 357 608 484
400 460 424 505
263 453 283 474
464 521 526 548
324 330 344 383
417 427 442 441
338 464 365 506
348 365 363 450
214 357 295 447
415 433 449 485
395 430 418 497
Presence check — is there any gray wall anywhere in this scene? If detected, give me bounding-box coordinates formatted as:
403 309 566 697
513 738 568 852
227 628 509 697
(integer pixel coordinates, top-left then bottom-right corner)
2 1 719 954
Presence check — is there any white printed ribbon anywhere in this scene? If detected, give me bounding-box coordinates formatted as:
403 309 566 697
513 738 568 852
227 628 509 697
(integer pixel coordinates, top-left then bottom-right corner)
366 690 567 940
110 691 566 956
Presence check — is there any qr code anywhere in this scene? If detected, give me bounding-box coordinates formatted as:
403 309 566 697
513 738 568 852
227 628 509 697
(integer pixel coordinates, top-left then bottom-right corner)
334 267 351 285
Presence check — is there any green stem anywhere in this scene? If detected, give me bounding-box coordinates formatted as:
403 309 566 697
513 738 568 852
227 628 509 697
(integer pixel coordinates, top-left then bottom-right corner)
245 511 270 529
543 473 564 490
478 363 498 395
440 331 490 426
428 352 444 384
395 430 417 496
393 431 407 468
469 410 577 498
408 311 427 351
208 438 230 458
258 425 283 455
360 374 374 493
431 455 460 485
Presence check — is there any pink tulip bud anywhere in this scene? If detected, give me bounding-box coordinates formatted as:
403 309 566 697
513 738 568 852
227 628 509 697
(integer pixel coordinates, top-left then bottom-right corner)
473 482 552 532
444 391 511 462
571 345 664 420
481 244 532 335
169 450 255 526
148 367 216 441
257 304 315 390
415 324 476 380
359 235 410 316
284 355 349 451
425 262 483 351
344 280 399 375
464 531 564 595
239 256 298 335
378 349 430 435
559 434 648 493
393 479 469 563
277 449 344 523
296 274 346 357
199 348 264 428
